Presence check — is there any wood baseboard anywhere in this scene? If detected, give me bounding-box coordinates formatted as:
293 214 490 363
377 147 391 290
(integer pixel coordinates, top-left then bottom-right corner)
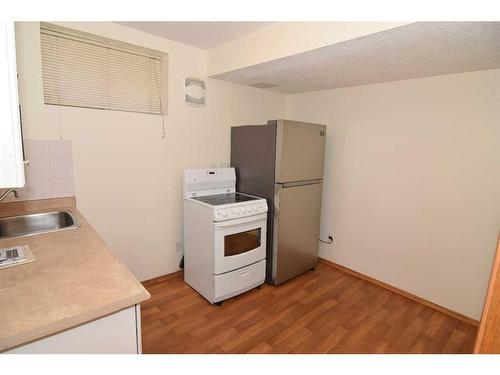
142 270 183 287
318 257 479 327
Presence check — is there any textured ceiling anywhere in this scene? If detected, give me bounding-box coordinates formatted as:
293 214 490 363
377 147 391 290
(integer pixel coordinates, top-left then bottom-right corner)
211 22 500 94
115 22 273 49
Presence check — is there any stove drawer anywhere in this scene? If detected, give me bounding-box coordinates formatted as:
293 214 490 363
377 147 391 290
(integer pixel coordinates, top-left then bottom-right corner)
214 260 265 303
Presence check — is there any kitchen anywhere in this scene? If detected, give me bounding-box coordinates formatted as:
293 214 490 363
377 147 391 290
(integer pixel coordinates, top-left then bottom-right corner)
1 1 500 372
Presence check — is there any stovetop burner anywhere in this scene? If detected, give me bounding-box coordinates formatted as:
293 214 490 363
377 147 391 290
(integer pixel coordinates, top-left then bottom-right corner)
191 193 260 206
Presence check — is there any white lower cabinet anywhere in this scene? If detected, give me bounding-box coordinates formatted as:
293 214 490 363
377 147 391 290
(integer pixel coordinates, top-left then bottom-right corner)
6 305 142 354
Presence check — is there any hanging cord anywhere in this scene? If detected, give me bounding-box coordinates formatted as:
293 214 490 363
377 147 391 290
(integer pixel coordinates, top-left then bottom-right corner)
160 115 166 139
158 71 166 139
152 56 166 139
58 106 63 140
319 235 334 244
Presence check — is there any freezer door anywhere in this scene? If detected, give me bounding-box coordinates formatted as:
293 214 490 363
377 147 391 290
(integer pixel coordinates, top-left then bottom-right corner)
273 181 323 285
274 119 326 183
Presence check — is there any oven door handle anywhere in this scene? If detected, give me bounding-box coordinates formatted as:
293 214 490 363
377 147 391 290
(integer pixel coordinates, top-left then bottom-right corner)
214 213 267 229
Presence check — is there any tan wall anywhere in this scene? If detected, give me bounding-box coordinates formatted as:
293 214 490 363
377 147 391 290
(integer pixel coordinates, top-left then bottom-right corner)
15 22 286 281
14 21 500 319
207 22 409 77
286 69 500 319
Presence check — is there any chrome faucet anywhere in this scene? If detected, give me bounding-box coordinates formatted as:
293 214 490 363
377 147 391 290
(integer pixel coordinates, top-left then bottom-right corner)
0 188 19 203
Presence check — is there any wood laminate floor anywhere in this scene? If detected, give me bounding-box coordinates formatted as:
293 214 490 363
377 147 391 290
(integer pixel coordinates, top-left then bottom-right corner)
141 262 477 354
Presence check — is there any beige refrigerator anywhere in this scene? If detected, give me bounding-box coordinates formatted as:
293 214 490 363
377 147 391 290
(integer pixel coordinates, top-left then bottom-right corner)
231 119 327 285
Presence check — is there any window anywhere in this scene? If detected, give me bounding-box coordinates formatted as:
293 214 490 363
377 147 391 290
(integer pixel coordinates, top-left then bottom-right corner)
40 23 164 115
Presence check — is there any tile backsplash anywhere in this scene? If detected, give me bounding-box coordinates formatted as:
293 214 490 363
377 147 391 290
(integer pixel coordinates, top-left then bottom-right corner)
5 139 75 201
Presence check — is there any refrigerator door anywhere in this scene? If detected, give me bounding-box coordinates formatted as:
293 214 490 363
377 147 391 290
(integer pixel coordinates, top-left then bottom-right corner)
272 180 323 285
273 119 326 183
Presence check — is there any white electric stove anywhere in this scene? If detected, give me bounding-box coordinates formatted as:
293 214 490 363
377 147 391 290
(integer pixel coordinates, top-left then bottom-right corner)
183 168 268 305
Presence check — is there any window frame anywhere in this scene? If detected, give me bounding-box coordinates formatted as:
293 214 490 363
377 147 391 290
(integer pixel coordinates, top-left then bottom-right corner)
39 22 168 116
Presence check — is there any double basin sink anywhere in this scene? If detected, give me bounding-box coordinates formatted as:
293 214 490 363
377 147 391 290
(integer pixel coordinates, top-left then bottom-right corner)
0 211 78 239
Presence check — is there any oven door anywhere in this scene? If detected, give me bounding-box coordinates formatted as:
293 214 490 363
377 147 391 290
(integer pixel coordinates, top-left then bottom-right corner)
213 213 267 275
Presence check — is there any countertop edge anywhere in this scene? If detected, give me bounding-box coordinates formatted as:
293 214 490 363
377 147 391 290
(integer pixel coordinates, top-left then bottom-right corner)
1 288 150 352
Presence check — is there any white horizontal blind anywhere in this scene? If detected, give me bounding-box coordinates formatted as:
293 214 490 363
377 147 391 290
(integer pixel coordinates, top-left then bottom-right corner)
40 27 162 115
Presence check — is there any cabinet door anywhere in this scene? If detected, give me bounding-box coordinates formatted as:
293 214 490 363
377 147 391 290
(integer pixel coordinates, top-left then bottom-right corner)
5 305 141 354
0 21 25 188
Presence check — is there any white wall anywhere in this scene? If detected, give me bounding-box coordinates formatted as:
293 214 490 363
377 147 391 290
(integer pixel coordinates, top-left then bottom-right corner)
15 22 286 281
286 69 500 319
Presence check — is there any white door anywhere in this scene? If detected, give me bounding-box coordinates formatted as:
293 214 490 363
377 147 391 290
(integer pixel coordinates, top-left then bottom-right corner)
0 22 25 188
214 214 267 275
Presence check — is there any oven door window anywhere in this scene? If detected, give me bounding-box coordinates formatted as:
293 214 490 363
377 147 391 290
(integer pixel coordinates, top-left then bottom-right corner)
224 228 261 257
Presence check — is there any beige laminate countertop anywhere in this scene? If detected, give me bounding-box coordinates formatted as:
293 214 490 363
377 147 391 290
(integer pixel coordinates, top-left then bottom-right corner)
0 197 150 352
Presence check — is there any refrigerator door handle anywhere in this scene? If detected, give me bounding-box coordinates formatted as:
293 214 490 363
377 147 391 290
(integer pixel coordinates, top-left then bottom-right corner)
272 184 281 283
276 179 322 188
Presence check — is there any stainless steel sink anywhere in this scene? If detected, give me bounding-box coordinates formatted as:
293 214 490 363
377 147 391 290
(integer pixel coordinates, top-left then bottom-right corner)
0 211 79 239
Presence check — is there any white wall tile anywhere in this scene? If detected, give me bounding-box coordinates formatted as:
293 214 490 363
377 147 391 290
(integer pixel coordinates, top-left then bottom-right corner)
24 139 50 160
25 179 53 200
18 139 75 201
49 140 72 160
50 158 73 179
25 159 51 180
16 188 28 201
51 178 75 197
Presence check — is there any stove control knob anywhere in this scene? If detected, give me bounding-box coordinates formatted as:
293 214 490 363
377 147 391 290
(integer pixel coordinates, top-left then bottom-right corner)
222 211 228 217
235 208 241 215
252 206 258 212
